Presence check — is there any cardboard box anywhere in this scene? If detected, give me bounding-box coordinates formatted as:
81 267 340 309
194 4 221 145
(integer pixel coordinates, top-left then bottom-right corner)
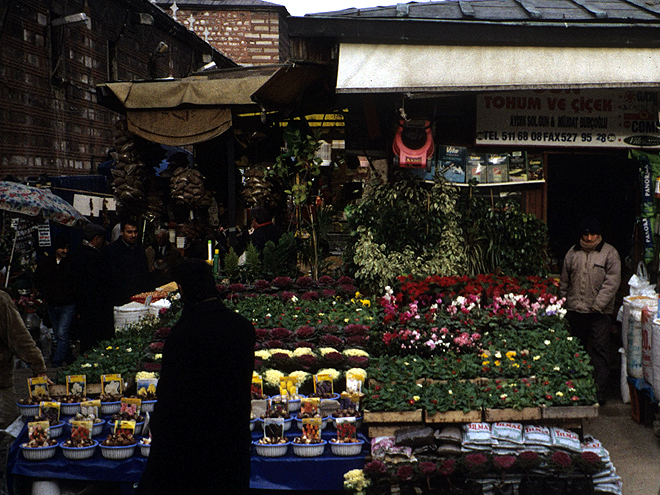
527 154 544 180
466 154 488 183
438 145 467 183
508 151 528 181
487 154 509 183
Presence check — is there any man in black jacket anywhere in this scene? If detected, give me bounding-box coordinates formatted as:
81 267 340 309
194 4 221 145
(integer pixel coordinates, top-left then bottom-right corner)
71 223 115 352
106 219 152 305
137 259 255 495
33 233 76 366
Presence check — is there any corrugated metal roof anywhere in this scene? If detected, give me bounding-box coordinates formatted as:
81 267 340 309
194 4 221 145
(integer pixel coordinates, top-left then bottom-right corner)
307 0 660 22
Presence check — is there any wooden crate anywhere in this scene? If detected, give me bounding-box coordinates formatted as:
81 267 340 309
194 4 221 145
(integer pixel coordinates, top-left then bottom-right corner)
367 425 416 437
541 404 599 420
363 410 424 423
484 407 542 422
424 409 482 424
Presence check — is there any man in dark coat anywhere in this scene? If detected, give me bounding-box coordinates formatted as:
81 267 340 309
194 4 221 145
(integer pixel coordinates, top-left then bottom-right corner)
137 259 255 495
71 223 115 352
250 206 283 254
33 233 76 366
106 219 152 305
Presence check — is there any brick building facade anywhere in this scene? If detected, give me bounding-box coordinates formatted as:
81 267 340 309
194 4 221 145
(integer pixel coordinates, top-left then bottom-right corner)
157 1 290 66
0 0 234 179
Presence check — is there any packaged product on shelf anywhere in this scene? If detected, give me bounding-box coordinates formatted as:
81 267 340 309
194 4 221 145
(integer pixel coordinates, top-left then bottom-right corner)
466 154 488 183
438 145 467 183
508 151 528 181
527 154 544 180
487 153 509 182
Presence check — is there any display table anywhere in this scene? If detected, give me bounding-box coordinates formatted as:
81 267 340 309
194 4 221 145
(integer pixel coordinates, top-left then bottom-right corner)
8 418 368 493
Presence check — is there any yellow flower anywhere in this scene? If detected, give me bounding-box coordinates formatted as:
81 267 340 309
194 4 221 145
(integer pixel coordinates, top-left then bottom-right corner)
81 363 92 368
512 363 520 368
355 291 362 298
533 355 541 361
254 350 271 360
106 346 112 350
136 371 156 380
319 347 339 356
290 370 310 384
556 391 564 397
506 351 516 360
154 354 162 361
413 395 420 401
264 369 285 387
269 348 293 357
343 349 370 357
495 351 502 359
346 368 367 382
317 368 340 381
482 361 490 366
361 299 371 307
494 360 501 366
481 351 491 358
292 348 315 357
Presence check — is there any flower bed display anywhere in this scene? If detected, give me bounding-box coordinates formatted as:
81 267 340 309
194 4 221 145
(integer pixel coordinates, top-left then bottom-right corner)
362 274 597 415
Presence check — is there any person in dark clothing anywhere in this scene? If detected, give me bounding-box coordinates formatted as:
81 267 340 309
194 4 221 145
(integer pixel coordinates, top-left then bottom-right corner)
136 259 255 495
33 233 76 366
71 223 115 352
145 229 182 287
250 206 282 253
106 219 152 305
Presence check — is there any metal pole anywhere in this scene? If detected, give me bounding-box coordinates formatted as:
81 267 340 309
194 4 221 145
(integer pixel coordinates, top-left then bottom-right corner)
4 229 17 288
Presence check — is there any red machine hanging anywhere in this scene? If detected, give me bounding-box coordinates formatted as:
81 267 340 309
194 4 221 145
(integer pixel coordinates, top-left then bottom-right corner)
392 119 434 170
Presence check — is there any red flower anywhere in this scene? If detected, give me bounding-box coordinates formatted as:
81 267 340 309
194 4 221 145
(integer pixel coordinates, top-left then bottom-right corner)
581 451 601 464
550 450 572 468
419 461 437 477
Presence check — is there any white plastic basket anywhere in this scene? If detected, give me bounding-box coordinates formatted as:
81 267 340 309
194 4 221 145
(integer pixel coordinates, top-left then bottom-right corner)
292 440 326 457
329 439 364 456
139 442 150 457
60 440 98 460
100 443 136 460
100 401 121 415
252 441 290 457
270 395 304 413
141 400 156 413
330 415 363 429
250 418 257 431
114 303 149 329
48 421 65 438
258 417 292 432
17 403 39 418
60 402 81 416
21 444 57 461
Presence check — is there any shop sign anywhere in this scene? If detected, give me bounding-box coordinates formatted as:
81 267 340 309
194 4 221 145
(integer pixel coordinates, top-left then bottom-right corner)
476 89 660 148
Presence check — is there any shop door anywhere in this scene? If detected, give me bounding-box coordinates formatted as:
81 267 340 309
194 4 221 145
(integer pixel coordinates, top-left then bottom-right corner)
546 152 637 272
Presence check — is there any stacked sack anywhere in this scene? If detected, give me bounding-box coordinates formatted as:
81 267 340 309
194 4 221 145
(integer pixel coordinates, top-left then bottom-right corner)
111 120 148 208
241 164 278 210
170 166 213 209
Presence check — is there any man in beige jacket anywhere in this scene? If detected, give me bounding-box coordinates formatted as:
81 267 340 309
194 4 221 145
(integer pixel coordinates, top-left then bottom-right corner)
560 217 621 406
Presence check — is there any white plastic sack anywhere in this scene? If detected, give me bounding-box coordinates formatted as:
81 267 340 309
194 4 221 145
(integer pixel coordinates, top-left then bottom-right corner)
628 262 657 296
619 348 630 404
627 297 658 379
642 307 655 385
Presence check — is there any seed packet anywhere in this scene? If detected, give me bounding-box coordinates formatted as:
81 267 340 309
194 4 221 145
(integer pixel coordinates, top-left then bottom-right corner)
300 398 320 416
39 402 61 422
527 154 544 180
263 418 284 439
120 398 142 417
438 145 467 183
101 374 123 395
279 376 299 397
114 420 136 436
335 417 358 442
69 420 93 443
313 374 334 396
28 377 49 399
492 422 524 444
302 418 322 443
269 396 289 415
251 375 264 398
66 375 86 397
466 154 488 183
136 378 158 398
27 421 51 444
508 151 528 181
345 370 363 394
80 399 101 417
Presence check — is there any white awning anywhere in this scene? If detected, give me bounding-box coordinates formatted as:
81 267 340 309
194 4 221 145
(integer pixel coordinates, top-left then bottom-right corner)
336 43 660 93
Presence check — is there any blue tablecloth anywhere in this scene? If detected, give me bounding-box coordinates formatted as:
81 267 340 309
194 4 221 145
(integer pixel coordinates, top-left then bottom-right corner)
9 417 367 492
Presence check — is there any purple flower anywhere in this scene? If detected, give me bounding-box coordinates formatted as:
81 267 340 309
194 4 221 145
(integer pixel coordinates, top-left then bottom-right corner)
296 276 314 288
300 291 319 300
272 277 293 288
295 354 318 371
396 465 414 482
419 462 437 477
154 327 171 339
279 291 295 301
270 327 293 340
295 326 316 339
255 328 270 341
324 351 345 367
228 283 245 292
346 335 369 348
344 324 369 336
340 284 356 294
317 276 336 286
320 334 343 347
337 276 354 285
294 341 315 350
266 339 284 349
254 280 271 290
464 453 488 469
363 460 387 475
321 289 337 298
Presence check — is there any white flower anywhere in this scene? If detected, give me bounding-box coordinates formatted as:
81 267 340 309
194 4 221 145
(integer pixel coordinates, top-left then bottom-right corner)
255 350 272 359
343 349 370 357
291 295 298 302
126 348 132 352
544 340 551 346
319 347 339 356
81 363 92 368
553 366 560 371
